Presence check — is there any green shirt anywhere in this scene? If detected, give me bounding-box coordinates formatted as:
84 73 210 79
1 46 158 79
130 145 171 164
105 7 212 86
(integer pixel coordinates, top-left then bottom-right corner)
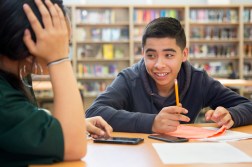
0 75 64 167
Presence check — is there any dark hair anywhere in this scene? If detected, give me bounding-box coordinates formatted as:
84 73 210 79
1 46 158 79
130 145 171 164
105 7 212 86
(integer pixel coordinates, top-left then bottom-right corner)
0 0 65 60
0 0 65 100
142 17 186 50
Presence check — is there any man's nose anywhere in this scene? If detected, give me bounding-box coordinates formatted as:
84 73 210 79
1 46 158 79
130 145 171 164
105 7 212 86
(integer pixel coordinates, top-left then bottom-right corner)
154 57 165 69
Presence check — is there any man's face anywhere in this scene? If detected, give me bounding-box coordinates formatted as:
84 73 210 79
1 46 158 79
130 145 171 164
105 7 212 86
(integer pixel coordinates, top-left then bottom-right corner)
143 37 188 91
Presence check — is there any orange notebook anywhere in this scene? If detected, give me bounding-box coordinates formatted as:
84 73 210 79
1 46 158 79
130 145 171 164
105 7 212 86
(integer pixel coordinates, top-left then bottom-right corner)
165 125 226 139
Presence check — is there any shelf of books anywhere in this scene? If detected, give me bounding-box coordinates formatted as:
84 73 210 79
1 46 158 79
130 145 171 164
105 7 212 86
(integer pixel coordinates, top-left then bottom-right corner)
34 5 252 111
243 6 252 100
73 6 130 109
188 6 240 79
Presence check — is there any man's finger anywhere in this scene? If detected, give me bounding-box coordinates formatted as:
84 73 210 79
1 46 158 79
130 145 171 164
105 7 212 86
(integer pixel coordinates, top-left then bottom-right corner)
224 120 234 129
217 113 231 126
162 106 188 114
205 110 214 121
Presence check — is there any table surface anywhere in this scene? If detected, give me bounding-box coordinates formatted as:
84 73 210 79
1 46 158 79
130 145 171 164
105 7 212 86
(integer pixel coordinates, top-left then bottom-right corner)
215 78 252 87
30 124 252 167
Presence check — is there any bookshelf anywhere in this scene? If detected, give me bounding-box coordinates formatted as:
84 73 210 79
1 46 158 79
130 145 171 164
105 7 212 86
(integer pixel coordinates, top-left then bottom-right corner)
243 6 252 99
73 5 131 109
188 6 241 79
34 4 252 111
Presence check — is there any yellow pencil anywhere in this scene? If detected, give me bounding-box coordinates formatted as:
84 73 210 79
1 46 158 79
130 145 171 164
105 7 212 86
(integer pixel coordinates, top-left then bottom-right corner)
174 79 180 106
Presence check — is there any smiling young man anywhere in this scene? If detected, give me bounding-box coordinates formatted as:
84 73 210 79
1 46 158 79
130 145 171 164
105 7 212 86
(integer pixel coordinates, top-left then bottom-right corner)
86 17 252 133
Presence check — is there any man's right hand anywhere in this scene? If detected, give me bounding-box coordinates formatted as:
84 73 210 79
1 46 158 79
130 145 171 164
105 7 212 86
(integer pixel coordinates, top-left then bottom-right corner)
152 106 190 133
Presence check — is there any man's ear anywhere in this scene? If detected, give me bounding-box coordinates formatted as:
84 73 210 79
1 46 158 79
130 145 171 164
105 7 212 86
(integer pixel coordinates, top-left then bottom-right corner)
182 48 188 62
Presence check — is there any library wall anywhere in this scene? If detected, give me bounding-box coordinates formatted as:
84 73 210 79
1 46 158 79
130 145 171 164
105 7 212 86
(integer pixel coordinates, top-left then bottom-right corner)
35 4 252 113
189 7 240 78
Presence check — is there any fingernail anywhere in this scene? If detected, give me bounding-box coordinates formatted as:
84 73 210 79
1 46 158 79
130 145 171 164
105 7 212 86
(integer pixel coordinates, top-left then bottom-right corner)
23 4 28 10
100 131 105 136
24 29 29 35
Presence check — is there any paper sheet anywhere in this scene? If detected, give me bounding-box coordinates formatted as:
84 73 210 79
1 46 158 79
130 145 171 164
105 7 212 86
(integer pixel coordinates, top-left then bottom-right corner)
165 125 226 139
152 142 252 164
199 127 252 142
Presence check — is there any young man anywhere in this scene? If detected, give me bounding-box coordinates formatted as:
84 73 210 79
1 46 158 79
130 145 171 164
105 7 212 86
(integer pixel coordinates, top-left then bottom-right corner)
86 17 252 134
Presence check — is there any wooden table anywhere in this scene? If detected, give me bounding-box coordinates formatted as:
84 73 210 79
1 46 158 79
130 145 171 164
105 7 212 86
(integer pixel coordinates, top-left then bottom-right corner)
30 124 252 167
215 78 252 87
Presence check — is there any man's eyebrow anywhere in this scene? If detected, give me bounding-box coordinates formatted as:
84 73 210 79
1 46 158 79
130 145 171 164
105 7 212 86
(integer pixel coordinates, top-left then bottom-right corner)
145 48 177 53
145 48 156 53
163 48 176 52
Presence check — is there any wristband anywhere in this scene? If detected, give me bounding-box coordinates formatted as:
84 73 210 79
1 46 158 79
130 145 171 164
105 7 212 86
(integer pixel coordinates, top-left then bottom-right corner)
47 57 70 67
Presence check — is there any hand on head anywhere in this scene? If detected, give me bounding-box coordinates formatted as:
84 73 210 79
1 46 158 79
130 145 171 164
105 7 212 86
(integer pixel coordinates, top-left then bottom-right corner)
22 0 88 160
23 0 69 63
205 106 234 129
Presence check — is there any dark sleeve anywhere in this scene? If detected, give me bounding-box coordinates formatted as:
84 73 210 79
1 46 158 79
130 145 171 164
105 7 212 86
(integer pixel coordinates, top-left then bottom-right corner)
86 74 155 133
202 72 252 127
0 82 64 165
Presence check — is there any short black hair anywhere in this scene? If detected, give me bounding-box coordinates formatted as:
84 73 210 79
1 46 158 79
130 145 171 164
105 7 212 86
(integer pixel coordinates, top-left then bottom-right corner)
142 17 186 50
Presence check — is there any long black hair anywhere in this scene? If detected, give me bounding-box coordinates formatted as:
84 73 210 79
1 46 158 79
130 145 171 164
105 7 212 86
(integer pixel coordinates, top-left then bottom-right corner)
0 0 65 98
0 0 65 60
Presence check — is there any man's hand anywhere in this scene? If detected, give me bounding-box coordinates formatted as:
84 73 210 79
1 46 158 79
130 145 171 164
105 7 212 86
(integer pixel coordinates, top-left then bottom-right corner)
205 106 234 129
86 116 113 138
152 106 190 133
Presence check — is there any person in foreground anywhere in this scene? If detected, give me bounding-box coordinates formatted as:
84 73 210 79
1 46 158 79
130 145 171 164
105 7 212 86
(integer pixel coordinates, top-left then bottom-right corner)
0 0 112 166
86 17 252 133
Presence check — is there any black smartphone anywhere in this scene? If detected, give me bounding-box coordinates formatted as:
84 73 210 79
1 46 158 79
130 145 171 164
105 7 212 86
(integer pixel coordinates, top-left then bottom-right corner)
148 134 188 143
93 137 144 145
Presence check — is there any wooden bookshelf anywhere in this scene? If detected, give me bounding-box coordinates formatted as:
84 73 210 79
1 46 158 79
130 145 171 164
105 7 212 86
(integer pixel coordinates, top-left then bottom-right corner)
34 4 252 111
242 5 252 98
188 5 241 81
73 5 130 109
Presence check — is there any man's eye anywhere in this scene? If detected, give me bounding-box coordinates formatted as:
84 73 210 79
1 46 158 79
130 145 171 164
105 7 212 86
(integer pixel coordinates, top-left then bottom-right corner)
165 54 173 58
147 54 155 58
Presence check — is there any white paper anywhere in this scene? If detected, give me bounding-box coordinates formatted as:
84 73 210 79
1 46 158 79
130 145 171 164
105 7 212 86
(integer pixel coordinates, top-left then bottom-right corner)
199 127 252 142
152 143 252 164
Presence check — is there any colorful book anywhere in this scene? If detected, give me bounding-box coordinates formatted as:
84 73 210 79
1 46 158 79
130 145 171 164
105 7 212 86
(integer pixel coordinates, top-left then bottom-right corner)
103 44 114 60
